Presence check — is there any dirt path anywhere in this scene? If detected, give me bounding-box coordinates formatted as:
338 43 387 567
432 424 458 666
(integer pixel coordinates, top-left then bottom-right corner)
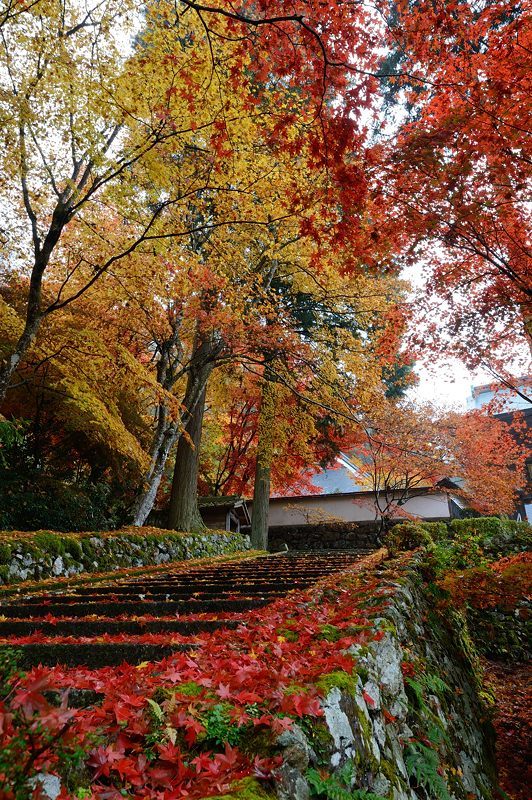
482 659 532 800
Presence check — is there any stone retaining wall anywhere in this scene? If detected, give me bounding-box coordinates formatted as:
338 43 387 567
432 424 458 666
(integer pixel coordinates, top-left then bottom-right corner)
0 527 251 584
269 560 496 800
268 521 381 551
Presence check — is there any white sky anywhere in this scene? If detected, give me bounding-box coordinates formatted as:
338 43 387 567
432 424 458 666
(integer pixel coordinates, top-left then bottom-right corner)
409 359 489 410
402 262 527 411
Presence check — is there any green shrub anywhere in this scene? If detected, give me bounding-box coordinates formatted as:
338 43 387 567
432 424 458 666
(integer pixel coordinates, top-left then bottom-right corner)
0 477 118 532
449 517 531 559
419 521 448 542
449 517 505 539
429 530 488 572
384 523 434 555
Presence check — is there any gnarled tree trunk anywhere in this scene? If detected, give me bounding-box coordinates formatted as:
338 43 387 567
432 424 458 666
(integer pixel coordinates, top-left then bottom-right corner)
167 383 208 532
129 328 218 527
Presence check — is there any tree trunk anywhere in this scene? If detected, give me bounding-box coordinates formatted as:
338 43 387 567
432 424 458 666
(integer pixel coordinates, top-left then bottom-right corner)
129 419 180 527
523 307 532 359
0 191 71 406
250 373 276 550
167 383 207 532
129 329 218 527
0 317 41 405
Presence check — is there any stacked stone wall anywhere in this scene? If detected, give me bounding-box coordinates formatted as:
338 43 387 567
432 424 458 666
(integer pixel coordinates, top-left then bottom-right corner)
271 560 496 800
268 521 381 551
0 527 251 585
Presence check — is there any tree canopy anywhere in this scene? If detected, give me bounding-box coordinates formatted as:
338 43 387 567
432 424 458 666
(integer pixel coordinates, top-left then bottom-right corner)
0 0 529 530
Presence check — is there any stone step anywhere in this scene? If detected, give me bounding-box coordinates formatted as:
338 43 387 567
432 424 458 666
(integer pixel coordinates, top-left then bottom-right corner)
0 617 239 636
0 597 269 618
128 554 370 577
0 550 377 667
67 579 317 595
17 588 288 603
0 641 194 669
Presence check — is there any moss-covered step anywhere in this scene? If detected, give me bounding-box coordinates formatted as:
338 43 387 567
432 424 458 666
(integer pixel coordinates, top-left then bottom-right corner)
17 588 288 603
0 617 240 636
0 597 271 618
0 641 196 668
68 579 318 594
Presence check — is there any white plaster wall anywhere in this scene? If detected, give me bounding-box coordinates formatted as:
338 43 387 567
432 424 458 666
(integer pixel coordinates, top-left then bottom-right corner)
266 492 451 526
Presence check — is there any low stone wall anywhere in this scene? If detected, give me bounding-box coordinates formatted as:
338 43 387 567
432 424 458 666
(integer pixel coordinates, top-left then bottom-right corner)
268 521 381 551
0 527 251 584
271 559 496 800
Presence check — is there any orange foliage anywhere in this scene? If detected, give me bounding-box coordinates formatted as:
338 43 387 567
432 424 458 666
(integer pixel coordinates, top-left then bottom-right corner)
442 553 532 612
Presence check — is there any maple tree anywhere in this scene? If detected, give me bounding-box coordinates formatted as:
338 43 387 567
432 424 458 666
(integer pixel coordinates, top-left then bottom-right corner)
0 0 393 406
377 0 532 382
1 0 529 535
349 400 529 527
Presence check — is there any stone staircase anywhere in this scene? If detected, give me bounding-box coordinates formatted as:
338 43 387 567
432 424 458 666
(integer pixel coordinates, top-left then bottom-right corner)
0 550 373 668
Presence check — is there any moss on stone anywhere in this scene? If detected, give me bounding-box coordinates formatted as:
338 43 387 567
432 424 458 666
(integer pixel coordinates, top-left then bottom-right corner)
283 682 308 696
318 623 373 643
0 543 12 563
201 777 274 799
318 624 343 642
300 719 334 764
354 663 369 684
0 528 251 586
316 670 358 697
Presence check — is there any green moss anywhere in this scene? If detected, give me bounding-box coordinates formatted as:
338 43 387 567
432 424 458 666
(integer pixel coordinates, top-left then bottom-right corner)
0 529 251 586
283 682 308 696
33 531 65 556
352 695 374 747
201 777 274 799
318 624 343 642
65 538 83 559
354 663 369 683
316 670 358 697
276 628 299 642
237 727 276 759
317 623 373 642
175 681 204 697
0 543 12 563
299 719 334 764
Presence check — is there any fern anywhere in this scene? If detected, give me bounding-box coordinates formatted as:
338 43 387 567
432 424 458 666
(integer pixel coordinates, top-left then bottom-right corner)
406 673 450 708
405 677 428 711
405 742 451 800
307 762 386 800
426 720 450 747
422 673 450 696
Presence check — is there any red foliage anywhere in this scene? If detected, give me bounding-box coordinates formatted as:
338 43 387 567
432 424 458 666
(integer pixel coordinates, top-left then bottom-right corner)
484 660 532 800
381 0 532 370
441 553 532 611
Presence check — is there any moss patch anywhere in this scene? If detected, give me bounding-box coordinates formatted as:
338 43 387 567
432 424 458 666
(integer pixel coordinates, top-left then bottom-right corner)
201 777 275 799
316 670 358 697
